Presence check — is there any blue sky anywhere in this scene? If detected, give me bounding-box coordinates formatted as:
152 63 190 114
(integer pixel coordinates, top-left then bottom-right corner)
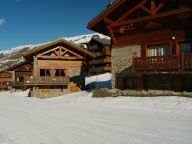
0 0 110 50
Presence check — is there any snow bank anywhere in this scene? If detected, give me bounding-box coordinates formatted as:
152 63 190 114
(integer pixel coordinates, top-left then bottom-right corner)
85 73 112 90
0 90 192 144
85 73 112 85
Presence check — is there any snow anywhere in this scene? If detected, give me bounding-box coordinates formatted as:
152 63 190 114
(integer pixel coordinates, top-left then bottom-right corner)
85 73 112 86
0 33 110 55
85 73 112 90
0 45 36 54
65 33 110 45
0 90 192 144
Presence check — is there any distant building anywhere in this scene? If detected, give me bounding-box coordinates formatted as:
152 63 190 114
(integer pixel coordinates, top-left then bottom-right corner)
87 36 111 75
8 39 94 97
88 0 192 91
0 70 12 91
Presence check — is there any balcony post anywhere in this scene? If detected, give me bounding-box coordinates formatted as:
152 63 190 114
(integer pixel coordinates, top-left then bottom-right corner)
33 56 38 77
181 53 184 70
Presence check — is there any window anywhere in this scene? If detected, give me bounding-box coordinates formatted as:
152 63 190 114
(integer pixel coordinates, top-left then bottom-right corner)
54 69 60 76
40 69 50 76
19 77 24 82
40 69 45 76
179 42 191 53
147 44 169 57
61 69 65 76
54 69 65 76
46 69 50 76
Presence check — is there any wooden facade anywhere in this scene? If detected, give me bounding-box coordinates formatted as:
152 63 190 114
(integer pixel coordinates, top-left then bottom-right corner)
87 36 111 74
0 70 12 90
8 62 33 90
8 39 94 97
88 0 192 91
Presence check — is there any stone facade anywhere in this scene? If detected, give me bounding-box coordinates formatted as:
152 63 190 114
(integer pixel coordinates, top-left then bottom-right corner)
111 45 141 88
30 86 69 98
68 66 85 90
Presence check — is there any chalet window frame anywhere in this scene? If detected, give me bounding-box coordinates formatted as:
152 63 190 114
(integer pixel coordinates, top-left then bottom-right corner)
40 69 51 77
54 69 66 77
146 42 170 57
177 40 192 54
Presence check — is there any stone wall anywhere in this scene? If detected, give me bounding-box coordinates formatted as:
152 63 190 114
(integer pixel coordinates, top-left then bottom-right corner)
30 86 69 98
111 45 141 88
68 66 85 90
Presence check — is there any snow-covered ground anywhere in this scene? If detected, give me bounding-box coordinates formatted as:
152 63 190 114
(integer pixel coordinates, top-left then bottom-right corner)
0 90 192 144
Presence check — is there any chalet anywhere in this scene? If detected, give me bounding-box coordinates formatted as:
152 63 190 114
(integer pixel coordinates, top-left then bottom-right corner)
87 36 111 74
0 70 12 91
8 61 33 90
88 0 192 91
8 38 94 97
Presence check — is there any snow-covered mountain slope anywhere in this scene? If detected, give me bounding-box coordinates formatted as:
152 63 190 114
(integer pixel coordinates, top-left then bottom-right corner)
0 33 110 70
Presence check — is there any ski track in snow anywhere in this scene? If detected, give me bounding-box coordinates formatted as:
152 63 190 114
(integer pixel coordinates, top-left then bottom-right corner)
0 91 192 144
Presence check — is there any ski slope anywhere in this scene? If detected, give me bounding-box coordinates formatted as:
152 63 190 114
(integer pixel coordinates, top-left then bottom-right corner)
0 91 192 144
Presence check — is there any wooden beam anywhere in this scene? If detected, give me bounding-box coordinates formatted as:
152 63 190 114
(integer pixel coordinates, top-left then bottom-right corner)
88 0 126 29
61 47 84 59
103 17 115 25
37 56 83 60
151 0 156 15
107 26 118 46
141 5 151 14
116 0 148 22
155 2 164 13
111 8 192 27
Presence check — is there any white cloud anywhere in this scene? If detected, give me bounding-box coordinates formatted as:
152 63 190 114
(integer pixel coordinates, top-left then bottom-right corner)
0 19 6 26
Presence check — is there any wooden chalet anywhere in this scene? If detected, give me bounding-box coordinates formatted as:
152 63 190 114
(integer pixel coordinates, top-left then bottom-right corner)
8 61 33 90
9 39 94 97
0 70 12 90
87 36 111 74
88 0 192 91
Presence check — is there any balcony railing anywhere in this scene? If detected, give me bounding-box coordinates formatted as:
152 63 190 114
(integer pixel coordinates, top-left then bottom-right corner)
12 82 24 87
94 51 111 57
24 76 70 85
89 66 111 73
132 54 192 71
89 57 111 65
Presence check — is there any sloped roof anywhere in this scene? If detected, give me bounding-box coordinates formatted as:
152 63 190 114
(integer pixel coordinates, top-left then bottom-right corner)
87 0 192 35
7 61 30 71
23 38 95 59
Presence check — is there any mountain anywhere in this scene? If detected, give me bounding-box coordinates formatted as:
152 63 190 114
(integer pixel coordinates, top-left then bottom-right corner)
0 33 110 70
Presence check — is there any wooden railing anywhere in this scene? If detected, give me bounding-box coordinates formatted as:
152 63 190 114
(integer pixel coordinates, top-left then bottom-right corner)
183 54 192 70
24 76 70 85
94 51 111 57
89 66 111 73
89 57 111 65
132 55 182 71
0 85 9 90
12 82 24 87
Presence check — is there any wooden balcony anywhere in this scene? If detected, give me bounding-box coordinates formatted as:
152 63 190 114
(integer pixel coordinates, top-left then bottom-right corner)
132 54 192 71
94 51 111 57
89 57 111 65
24 76 70 85
89 66 111 73
12 82 24 88
0 85 9 90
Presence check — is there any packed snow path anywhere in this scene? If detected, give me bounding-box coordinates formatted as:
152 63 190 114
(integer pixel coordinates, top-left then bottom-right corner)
0 91 192 144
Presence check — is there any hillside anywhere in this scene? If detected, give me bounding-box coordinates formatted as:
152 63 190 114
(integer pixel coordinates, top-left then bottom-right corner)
0 33 110 70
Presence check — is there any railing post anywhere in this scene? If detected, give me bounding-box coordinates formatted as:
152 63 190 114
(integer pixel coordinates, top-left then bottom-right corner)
132 57 135 71
181 53 184 71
